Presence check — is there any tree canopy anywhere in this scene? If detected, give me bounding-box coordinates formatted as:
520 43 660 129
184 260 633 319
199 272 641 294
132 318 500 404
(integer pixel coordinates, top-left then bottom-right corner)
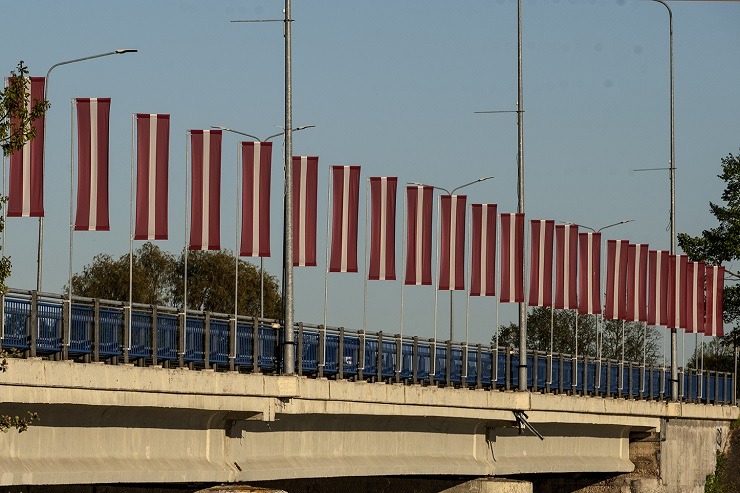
69 242 282 319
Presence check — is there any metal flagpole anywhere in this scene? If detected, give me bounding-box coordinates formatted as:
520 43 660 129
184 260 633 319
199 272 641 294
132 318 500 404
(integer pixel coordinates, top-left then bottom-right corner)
622 319 626 393
494 212 500 384
432 194 441 381
68 99 75 352
400 191 407 340
362 178 369 332
234 142 239 323
516 0 528 393
184 132 189 337
322 166 331 368
573 309 578 392
548 306 553 385
464 204 471 383
129 115 135 350
642 321 647 393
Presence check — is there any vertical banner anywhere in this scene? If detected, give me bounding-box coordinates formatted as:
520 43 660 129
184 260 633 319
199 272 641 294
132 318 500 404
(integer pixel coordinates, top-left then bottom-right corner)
667 254 688 330
293 156 319 267
368 176 397 280
329 166 361 273
685 261 705 334
604 240 629 319
648 250 669 326
134 114 170 240
74 98 111 231
470 204 497 297
705 265 725 337
528 219 554 307
404 185 433 285
555 224 578 309
625 243 649 323
8 76 45 217
500 212 524 303
188 130 222 250
438 195 467 290
577 232 601 315
240 142 272 257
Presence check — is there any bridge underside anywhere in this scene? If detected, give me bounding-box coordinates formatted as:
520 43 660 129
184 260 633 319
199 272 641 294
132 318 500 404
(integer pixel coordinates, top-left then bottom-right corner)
0 359 735 486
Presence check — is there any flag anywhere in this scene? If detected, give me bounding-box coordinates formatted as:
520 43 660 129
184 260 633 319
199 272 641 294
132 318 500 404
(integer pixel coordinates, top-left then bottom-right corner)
240 141 272 257
605 240 628 319
368 177 397 281
8 76 45 217
667 254 688 330
74 98 111 231
438 195 467 290
404 185 433 285
555 224 578 310
648 250 669 326
134 113 170 240
189 130 222 250
686 261 705 334
293 156 319 267
470 204 497 297
329 165 361 273
578 232 601 315
529 220 554 306
500 213 524 303
625 243 649 323
705 265 725 337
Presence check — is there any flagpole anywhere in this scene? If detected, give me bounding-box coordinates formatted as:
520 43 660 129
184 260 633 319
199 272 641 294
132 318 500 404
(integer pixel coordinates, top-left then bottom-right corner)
494 211 500 384
235 142 240 323
362 178 369 332
642 321 648 393
399 190 407 346
622 319 626 394
184 132 189 337
464 203 471 383
573 309 578 392
129 114 135 350
432 194 441 382
322 166 332 368
68 99 75 352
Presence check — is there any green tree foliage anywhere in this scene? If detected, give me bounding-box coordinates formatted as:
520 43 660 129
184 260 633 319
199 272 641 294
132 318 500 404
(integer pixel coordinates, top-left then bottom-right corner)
678 149 740 361
70 243 282 318
494 306 660 364
687 338 735 374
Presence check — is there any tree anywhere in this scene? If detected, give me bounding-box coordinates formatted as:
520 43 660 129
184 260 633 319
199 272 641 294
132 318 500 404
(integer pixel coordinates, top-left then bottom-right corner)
494 306 660 364
678 149 740 371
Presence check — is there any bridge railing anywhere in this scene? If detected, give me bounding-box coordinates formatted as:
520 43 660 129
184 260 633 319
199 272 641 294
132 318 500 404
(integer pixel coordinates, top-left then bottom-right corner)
0 289 735 406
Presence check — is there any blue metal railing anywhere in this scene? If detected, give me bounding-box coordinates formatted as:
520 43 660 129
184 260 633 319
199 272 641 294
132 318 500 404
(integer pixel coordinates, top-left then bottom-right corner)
0 290 735 406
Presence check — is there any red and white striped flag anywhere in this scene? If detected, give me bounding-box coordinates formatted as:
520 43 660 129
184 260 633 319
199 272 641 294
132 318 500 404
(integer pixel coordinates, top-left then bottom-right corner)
293 156 319 267
189 130 222 251
555 224 578 310
667 254 688 330
8 76 45 218
404 185 433 286
648 250 669 326
500 213 524 303
470 204 497 297
685 261 705 334
74 98 111 231
605 240 628 319
329 166 361 273
625 243 649 323
240 142 272 257
705 265 725 337
529 220 554 306
134 114 170 240
368 177 397 281
578 232 601 315
438 195 467 290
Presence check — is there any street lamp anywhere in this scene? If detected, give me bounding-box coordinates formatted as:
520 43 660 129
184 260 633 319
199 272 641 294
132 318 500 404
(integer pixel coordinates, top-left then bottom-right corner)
561 219 635 233
211 124 314 320
407 176 494 342
37 49 138 291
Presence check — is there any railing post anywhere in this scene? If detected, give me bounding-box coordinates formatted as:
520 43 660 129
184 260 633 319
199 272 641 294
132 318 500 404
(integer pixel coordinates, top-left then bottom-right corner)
505 347 511 391
338 327 345 380
252 317 261 374
582 355 588 397
532 351 539 393
650 367 656 401
123 305 130 364
296 322 304 376
628 362 634 399
445 341 452 387
228 318 236 372
357 329 364 381
715 371 720 405
546 353 552 394
558 353 564 395
92 299 100 363
461 344 468 389
571 354 577 395
476 344 483 390
660 365 666 401
318 325 326 379
29 291 38 358
618 361 624 399
394 334 402 384
594 358 601 397
679 368 685 402
412 336 418 385
606 359 611 398
429 338 436 386
177 312 185 368
151 305 159 367
61 296 69 360
376 331 383 382
203 312 211 369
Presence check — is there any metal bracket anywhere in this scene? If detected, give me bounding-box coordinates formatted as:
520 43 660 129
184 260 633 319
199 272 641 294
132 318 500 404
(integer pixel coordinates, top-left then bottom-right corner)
513 410 544 441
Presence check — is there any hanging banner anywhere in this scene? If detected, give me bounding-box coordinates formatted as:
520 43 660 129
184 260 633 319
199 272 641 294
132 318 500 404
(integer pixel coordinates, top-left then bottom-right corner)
667 254 688 330
404 185 433 286
577 232 601 315
625 243 649 323
368 177 397 281
74 97 111 231
704 264 725 337
240 141 272 257
648 250 669 326
293 156 319 267
555 224 578 310
134 113 170 240
604 239 629 319
188 130 222 250
438 195 467 291
329 165 361 273
470 204 497 297
685 261 705 334
500 212 524 303
528 219 554 307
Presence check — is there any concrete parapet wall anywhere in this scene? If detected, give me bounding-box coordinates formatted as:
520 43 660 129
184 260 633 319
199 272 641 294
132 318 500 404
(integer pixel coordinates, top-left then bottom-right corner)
0 358 735 486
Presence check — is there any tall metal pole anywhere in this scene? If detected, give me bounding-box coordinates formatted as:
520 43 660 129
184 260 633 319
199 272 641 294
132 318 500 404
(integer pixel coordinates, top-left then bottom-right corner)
517 0 528 392
282 0 295 374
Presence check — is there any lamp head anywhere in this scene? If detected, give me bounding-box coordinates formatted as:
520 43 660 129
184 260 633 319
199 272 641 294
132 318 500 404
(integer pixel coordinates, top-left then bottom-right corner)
115 49 138 54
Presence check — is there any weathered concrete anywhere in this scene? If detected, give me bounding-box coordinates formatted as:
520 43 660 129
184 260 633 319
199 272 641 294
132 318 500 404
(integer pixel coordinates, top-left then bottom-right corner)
440 478 533 493
0 358 735 487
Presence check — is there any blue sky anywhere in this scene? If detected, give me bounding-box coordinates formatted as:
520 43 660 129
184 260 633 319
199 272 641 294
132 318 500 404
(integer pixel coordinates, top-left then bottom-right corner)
2 0 739 357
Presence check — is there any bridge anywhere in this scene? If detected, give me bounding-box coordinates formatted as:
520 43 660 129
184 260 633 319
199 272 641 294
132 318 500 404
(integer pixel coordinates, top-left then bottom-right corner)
0 289 738 492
